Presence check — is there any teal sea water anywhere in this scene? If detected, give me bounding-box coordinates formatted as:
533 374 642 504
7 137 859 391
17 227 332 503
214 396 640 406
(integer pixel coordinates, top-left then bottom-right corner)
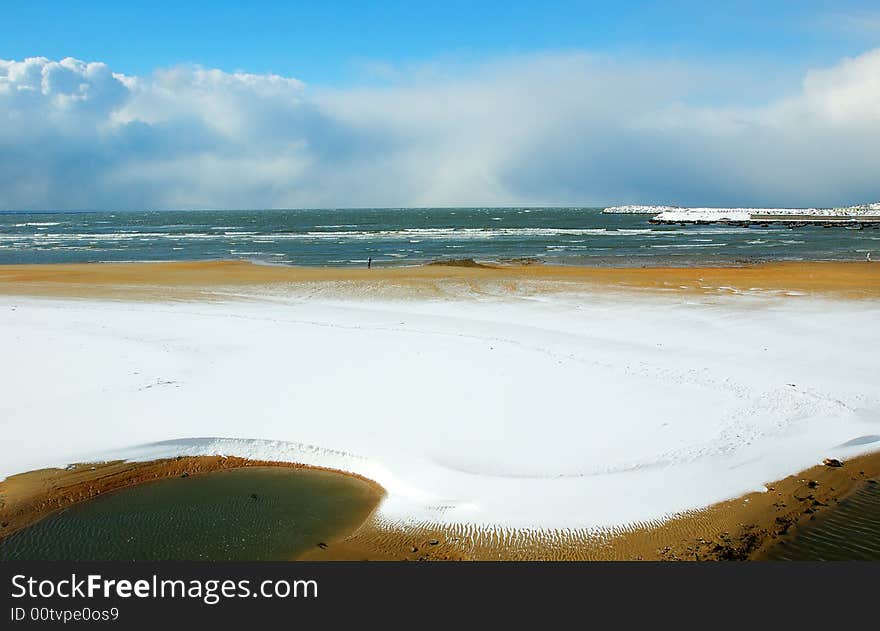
1 208 877 266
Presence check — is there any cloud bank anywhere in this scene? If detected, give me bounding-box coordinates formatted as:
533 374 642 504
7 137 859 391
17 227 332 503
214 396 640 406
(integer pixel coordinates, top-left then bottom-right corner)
1 50 879 210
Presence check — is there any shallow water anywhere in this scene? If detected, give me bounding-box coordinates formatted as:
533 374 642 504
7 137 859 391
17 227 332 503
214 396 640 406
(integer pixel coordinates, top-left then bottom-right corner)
1 207 876 266
0 467 380 561
764 481 880 561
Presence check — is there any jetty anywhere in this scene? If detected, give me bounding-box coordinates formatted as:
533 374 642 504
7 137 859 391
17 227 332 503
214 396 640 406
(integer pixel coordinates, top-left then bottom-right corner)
603 203 880 227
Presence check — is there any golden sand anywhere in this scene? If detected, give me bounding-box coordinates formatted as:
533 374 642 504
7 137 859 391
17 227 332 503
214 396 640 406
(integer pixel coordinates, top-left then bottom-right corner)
0 259 877 300
2 452 878 560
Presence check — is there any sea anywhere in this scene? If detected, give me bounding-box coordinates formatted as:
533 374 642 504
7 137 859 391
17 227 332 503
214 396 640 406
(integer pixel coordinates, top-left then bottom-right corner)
1 207 877 266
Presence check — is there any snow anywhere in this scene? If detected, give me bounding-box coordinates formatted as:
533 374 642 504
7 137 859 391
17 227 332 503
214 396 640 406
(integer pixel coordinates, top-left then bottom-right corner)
602 201 880 222
652 204 880 223
655 208 802 222
602 205 680 214
1 290 878 532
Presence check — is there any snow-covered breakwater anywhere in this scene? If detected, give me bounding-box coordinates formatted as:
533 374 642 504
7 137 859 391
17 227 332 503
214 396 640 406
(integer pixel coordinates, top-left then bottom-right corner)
643 203 880 226
602 205 680 214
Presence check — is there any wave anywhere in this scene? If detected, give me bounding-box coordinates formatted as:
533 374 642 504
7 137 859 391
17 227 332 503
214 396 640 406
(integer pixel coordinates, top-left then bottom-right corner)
650 243 728 248
0 227 664 241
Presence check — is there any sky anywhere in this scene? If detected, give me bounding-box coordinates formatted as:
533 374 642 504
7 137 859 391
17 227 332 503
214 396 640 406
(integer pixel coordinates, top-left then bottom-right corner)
1 0 880 209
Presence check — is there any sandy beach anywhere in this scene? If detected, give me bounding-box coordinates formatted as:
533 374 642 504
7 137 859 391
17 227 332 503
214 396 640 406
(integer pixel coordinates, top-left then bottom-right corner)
1 260 878 560
0 259 877 300
3 452 878 561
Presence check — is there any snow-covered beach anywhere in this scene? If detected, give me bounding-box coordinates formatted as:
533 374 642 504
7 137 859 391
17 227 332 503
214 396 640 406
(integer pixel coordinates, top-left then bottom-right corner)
2 262 878 548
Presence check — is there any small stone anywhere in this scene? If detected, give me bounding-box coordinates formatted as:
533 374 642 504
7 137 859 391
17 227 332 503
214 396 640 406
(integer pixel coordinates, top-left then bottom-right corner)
822 458 843 468
807 480 819 488
317 542 328 549
249 493 259 500
428 539 439 545
410 546 418 553
180 472 190 478
0 521 8 528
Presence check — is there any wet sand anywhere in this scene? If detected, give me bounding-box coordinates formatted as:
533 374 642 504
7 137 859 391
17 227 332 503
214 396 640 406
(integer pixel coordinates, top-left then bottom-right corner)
3 452 878 560
760 475 880 560
0 259 877 300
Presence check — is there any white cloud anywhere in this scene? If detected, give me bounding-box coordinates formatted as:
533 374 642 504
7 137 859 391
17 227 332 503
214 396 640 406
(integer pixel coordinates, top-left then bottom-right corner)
1 50 879 209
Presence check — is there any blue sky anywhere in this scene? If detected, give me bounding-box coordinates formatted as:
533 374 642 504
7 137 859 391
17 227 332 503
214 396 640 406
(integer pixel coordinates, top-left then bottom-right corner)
4 0 878 83
1 1 880 209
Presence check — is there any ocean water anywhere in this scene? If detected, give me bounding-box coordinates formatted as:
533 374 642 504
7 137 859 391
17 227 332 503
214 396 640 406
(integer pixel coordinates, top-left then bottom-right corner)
1 208 877 266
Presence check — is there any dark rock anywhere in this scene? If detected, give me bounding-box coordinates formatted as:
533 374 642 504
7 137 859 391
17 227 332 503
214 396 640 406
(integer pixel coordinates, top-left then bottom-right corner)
180 472 190 478
822 458 844 468
410 546 418 553
249 493 259 500
807 480 819 488
317 542 328 549
427 539 439 545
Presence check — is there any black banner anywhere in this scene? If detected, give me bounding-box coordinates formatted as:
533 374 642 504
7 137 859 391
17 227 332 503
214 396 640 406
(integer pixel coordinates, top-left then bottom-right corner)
2 561 877 627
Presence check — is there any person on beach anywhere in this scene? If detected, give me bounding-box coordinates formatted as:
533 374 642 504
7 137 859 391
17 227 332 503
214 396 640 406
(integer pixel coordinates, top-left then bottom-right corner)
368 257 372 269
868 252 873 262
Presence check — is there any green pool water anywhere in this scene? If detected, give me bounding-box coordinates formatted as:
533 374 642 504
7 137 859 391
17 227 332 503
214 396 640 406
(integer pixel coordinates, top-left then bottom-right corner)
0 467 381 561
763 480 880 561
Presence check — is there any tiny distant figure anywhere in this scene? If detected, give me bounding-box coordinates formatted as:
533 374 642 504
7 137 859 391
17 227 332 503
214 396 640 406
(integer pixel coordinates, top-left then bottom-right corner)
368 257 372 269
868 252 873 262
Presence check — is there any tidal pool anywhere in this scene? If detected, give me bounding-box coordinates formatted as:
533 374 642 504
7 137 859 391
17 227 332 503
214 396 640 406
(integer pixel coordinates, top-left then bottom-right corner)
0 467 381 560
